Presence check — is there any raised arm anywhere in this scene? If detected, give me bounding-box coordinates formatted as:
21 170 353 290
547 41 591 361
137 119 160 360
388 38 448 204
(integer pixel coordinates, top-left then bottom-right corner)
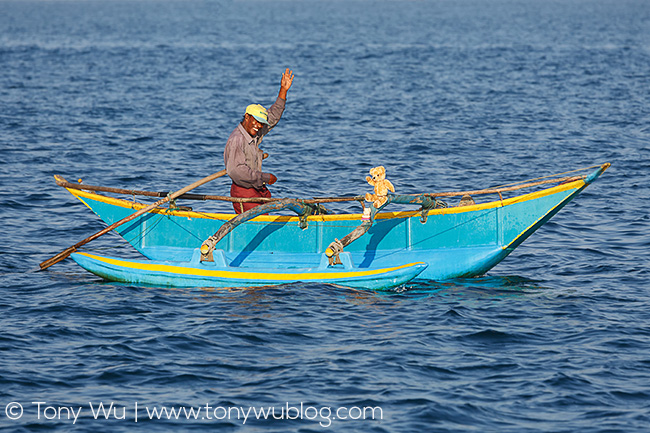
278 68 294 100
264 68 294 132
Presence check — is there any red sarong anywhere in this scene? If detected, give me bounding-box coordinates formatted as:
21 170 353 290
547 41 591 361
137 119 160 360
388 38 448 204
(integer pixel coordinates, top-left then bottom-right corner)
230 183 271 214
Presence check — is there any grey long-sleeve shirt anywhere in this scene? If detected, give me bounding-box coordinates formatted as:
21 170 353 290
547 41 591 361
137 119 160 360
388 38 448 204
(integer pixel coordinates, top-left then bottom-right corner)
224 97 285 189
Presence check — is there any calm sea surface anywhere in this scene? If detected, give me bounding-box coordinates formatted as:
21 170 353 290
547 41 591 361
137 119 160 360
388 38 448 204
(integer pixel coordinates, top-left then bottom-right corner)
1 0 649 431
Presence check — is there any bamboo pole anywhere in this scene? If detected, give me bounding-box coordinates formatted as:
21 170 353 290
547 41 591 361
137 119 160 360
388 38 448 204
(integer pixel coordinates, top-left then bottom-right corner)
55 174 587 204
419 175 585 198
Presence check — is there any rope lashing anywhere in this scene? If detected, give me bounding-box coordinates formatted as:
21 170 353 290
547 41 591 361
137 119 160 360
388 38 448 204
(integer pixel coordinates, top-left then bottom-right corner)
325 238 345 266
298 201 311 229
323 219 374 266
419 196 436 224
165 192 177 210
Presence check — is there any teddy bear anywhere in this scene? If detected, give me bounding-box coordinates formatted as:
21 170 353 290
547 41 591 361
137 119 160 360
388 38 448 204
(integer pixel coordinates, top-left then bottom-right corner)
365 166 395 208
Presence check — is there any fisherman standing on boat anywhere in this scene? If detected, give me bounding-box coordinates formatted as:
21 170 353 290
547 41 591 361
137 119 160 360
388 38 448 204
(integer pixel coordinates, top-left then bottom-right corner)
224 68 294 214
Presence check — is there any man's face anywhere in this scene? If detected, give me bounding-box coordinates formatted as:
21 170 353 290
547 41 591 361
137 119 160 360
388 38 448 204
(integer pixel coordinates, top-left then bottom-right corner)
243 114 264 137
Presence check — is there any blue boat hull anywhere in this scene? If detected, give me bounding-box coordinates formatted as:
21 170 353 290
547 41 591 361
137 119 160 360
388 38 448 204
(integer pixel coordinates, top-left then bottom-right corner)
64 165 608 282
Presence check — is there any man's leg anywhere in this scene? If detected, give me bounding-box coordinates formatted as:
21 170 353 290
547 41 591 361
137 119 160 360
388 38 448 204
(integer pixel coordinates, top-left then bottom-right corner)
230 183 272 214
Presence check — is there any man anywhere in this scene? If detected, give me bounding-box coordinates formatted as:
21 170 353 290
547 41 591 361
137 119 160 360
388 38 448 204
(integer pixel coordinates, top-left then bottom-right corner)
224 68 294 214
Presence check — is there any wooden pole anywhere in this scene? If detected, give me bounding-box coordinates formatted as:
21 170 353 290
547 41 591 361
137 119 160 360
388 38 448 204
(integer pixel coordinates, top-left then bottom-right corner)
39 170 228 270
199 198 312 261
56 174 588 204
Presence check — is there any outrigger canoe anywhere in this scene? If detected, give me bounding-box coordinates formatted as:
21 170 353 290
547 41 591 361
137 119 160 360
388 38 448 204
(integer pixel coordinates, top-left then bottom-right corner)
53 163 609 290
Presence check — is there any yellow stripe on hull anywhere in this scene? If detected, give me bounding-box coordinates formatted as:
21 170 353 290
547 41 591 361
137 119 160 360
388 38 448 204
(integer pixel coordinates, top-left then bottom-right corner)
74 252 426 282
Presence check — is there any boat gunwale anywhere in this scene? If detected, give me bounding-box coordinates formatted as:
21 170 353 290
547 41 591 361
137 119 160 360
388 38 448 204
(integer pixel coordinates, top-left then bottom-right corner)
64 177 589 223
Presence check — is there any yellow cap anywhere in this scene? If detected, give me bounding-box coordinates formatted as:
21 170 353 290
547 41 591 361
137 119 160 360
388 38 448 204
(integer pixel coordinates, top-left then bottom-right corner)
245 104 269 125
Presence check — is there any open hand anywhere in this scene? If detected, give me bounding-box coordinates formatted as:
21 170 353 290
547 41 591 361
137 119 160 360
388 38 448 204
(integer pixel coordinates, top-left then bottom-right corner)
280 68 294 92
267 174 277 185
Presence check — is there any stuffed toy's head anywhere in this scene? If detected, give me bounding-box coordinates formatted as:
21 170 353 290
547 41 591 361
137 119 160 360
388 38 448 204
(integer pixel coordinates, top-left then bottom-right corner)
368 166 386 183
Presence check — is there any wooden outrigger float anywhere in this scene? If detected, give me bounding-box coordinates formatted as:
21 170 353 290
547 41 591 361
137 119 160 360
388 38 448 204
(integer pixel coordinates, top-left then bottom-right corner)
45 163 610 290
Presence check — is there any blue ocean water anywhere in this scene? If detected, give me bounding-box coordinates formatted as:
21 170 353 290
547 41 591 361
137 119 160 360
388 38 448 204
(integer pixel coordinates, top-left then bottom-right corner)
1 0 649 431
